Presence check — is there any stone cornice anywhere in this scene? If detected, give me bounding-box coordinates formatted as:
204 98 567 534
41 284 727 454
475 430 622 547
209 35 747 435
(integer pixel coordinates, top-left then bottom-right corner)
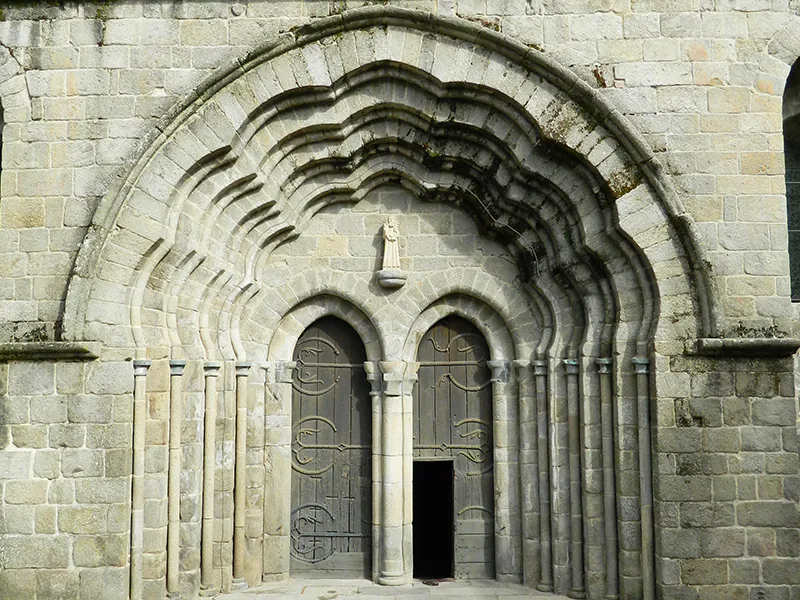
686 338 800 358
0 341 102 361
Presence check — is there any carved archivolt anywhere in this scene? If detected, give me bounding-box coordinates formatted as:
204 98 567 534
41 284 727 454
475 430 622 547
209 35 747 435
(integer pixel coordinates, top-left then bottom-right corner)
64 8 715 361
58 8 711 600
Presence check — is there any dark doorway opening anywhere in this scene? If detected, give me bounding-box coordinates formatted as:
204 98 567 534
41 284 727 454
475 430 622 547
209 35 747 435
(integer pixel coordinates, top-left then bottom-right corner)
413 460 454 579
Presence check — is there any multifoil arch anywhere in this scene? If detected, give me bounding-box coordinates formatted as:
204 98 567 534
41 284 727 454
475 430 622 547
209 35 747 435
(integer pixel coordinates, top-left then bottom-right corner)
62 6 716 355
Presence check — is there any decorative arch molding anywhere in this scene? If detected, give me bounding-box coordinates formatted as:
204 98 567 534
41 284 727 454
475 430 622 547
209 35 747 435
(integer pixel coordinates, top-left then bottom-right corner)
62 6 716 354
55 9 716 600
401 294 518 364
765 16 800 79
265 294 382 364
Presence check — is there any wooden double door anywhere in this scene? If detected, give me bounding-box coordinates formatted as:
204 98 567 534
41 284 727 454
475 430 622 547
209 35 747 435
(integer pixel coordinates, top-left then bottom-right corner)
288 315 495 580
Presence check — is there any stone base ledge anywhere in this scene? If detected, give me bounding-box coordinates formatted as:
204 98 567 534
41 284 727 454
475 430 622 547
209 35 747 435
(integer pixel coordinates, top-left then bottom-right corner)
0 342 102 361
686 338 800 358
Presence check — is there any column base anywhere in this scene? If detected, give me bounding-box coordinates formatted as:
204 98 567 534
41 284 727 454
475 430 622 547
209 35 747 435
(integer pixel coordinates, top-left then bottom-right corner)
536 583 554 592
166 593 182 600
377 574 411 586
568 589 587 599
231 577 247 591
199 585 217 597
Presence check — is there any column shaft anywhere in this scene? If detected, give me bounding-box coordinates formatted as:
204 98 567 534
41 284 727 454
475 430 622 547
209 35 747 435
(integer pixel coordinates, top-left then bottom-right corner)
488 359 522 582
634 357 654 600
564 358 585 599
130 360 150 600
514 359 540 587
167 359 186 598
533 360 553 592
597 358 619 600
364 362 382 583
233 362 251 589
377 361 407 585
201 362 221 596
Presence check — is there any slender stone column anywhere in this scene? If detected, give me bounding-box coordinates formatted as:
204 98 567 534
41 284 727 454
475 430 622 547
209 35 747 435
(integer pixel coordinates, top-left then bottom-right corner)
200 362 221 597
167 359 187 599
564 358 585 599
131 360 151 600
401 363 418 580
487 359 522 583
232 362 251 591
633 357 654 600
514 359 539 587
377 361 407 585
596 358 619 600
532 359 553 592
363 361 382 582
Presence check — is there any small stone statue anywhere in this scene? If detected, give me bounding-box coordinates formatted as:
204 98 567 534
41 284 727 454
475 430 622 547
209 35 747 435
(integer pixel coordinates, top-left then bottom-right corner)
382 216 401 270
377 215 407 289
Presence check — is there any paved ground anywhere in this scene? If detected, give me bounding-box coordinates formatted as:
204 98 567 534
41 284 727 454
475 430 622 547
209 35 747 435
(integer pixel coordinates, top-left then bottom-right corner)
226 578 569 599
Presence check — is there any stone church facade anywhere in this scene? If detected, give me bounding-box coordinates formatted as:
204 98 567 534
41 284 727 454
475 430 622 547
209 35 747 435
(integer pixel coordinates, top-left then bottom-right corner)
1 1 800 599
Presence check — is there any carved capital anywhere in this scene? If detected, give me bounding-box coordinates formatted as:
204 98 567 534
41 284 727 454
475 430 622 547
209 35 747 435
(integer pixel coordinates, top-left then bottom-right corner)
203 361 221 377
363 361 382 394
379 360 406 396
133 359 151 377
274 361 297 384
487 359 510 383
169 359 187 376
235 362 252 377
596 357 613 374
632 357 650 375
532 359 548 377
563 358 579 375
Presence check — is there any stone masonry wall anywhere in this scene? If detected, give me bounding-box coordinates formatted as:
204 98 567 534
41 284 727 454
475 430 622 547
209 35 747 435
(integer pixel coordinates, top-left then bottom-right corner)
2 2 800 600
655 354 800 599
0 358 133 600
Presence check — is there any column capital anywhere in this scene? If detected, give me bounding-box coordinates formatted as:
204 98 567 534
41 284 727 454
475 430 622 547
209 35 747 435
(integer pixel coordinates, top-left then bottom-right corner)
133 359 151 376
596 358 613 374
487 359 510 383
632 357 650 375
563 358 579 375
403 361 420 385
379 361 406 396
512 359 530 370
273 361 296 384
169 359 187 376
203 361 221 377
532 359 548 376
363 361 382 394
235 362 252 376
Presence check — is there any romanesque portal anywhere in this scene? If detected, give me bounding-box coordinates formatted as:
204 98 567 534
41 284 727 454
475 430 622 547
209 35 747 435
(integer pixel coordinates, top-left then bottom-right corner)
43 7 749 600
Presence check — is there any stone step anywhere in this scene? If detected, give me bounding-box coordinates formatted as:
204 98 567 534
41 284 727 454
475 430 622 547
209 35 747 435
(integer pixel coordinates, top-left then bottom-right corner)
226 578 572 599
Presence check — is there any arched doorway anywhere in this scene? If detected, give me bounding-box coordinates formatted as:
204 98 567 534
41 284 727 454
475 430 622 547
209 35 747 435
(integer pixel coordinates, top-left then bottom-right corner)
413 316 494 580
289 316 372 577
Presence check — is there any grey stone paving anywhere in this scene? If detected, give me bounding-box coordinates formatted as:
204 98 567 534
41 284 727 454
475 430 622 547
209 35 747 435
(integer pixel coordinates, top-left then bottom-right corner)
226 579 569 599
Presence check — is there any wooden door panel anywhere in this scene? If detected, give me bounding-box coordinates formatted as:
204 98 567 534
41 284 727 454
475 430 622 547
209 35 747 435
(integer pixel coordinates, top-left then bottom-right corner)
414 316 495 579
290 317 371 577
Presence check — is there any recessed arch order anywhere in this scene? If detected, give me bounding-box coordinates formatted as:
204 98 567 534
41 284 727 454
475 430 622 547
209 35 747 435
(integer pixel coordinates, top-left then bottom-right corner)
57 8 720 600
62 6 716 360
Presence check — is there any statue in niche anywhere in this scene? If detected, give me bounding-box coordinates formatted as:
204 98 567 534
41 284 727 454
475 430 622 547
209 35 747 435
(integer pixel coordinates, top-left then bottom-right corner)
377 215 407 289
382 216 401 270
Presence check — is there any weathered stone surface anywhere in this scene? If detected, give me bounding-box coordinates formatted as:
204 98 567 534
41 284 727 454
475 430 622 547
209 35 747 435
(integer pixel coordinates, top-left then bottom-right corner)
0 5 798 600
